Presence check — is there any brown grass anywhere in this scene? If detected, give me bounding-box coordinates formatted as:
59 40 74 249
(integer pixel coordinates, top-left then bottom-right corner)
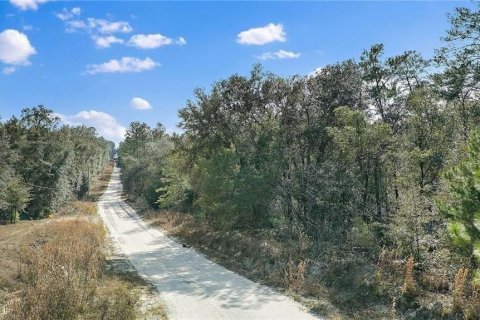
1 162 113 302
402 256 417 298
284 259 307 292
448 267 480 319
4 219 137 320
0 219 51 310
453 267 469 313
94 279 138 320
464 289 480 320
57 200 98 216
420 272 449 293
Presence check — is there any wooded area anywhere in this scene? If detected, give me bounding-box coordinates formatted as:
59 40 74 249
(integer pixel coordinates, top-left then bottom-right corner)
0 106 114 223
116 6 480 318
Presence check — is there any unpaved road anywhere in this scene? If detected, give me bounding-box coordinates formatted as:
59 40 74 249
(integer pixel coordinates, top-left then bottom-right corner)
98 166 319 320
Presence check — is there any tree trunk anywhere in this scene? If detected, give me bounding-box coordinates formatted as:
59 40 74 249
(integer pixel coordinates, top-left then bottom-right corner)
11 208 17 224
374 160 382 219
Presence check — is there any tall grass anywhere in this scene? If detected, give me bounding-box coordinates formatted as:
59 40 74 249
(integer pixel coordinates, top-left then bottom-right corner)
5 219 136 320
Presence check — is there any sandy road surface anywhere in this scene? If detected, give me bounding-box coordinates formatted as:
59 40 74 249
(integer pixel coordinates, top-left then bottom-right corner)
98 166 320 320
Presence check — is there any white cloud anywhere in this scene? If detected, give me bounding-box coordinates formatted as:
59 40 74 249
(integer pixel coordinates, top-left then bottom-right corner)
237 23 286 45
23 25 33 31
56 12 71 21
128 33 172 49
62 15 185 50
55 7 81 21
86 57 159 74
96 33 186 49
71 7 81 16
56 110 126 145
176 37 186 46
93 35 124 48
66 18 132 34
257 50 300 60
2 66 16 75
65 20 88 32
9 0 48 11
91 18 132 34
130 97 152 110
0 29 36 65
128 34 171 49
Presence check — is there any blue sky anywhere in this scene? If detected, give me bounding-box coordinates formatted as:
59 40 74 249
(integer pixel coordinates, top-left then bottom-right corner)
0 0 473 144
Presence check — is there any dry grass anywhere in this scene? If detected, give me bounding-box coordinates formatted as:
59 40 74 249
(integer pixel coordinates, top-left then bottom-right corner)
374 249 404 296
1 162 113 303
0 219 51 310
3 219 137 320
448 267 480 319
5 219 104 319
420 271 449 293
373 246 480 318
402 256 417 298
93 279 137 320
57 200 98 216
102 253 167 320
284 259 307 292
453 267 469 313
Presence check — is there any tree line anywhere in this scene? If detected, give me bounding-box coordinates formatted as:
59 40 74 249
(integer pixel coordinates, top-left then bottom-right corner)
0 106 114 223
118 5 480 271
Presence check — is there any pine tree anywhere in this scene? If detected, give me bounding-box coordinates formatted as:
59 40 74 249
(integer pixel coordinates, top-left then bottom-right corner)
2 175 31 224
440 129 480 266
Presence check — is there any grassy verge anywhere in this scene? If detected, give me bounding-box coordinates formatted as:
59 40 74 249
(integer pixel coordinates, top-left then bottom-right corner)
0 163 167 320
3 218 137 320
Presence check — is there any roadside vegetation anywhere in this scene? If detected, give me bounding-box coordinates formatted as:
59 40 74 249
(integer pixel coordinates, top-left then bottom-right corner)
117 5 480 319
4 218 133 320
0 164 166 320
0 104 169 319
0 106 115 224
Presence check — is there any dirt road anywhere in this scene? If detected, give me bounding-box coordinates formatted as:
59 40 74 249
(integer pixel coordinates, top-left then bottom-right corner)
98 166 319 320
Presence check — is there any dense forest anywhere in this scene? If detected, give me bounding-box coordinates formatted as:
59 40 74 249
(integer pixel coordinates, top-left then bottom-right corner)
117 5 480 318
0 106 114 223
